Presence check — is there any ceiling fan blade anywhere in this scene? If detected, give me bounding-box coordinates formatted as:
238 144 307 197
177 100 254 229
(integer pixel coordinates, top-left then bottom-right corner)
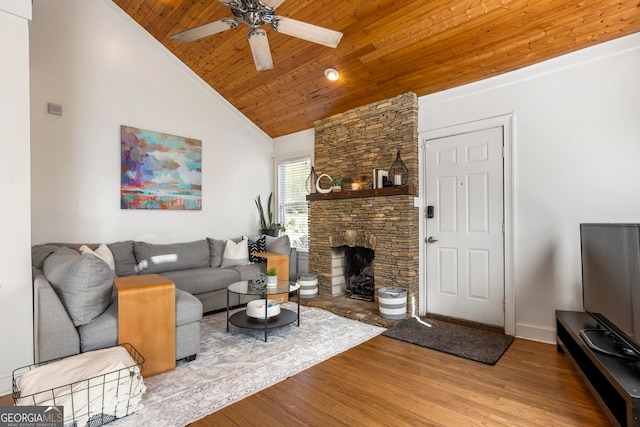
248 30 274 71
171 19 235 43
273 17 342 48
261 0 285 8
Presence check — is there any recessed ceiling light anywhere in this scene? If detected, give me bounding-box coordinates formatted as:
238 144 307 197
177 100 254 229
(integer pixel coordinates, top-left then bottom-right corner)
324 68 340 81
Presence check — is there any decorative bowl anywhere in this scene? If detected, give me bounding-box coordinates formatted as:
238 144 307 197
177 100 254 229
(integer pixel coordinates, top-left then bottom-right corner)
246 299 281 319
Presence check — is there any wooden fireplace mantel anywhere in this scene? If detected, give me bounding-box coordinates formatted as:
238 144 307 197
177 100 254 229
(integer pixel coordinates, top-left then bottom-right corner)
306 185 416 201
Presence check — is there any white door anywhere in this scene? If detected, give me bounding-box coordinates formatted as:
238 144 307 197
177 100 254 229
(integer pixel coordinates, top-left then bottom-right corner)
425 127 504 327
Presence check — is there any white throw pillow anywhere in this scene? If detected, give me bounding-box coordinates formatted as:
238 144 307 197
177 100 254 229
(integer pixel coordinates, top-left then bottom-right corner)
220 239 249 268
80 244 116 272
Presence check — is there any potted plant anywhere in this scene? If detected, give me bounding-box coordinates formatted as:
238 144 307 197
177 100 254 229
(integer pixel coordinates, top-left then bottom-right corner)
255 193 286 236
266 267 278 286
331 176 343 192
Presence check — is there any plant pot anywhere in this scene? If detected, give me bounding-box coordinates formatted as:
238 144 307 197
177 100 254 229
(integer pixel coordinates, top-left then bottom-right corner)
332 186 342 192
266 275 278 286
261 229 279 237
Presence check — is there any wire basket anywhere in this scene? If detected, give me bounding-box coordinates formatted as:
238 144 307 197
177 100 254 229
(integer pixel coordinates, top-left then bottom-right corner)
12 343 145 427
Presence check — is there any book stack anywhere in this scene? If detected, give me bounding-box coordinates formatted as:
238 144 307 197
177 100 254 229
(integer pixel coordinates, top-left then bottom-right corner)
372 169 388 189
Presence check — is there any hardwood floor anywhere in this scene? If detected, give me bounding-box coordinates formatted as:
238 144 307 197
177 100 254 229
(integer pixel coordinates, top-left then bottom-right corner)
189 336 612 426
1 336 611 426
0 393 12 406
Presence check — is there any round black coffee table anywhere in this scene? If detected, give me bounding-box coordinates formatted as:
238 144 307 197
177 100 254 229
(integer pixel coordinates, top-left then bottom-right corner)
226 280 300 342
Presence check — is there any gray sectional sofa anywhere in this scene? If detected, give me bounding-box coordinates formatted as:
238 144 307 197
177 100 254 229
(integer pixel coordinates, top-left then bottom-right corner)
32 235 296 363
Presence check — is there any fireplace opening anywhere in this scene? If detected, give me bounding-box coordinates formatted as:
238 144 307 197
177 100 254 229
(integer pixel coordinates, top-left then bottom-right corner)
344 246 375 301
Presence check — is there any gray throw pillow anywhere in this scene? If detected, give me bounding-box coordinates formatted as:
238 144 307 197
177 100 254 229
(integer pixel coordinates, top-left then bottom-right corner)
207 238 225 267
108 241 138 277
265 234 291 255
42 246 114 327
133 240 210 274
31 245 58 269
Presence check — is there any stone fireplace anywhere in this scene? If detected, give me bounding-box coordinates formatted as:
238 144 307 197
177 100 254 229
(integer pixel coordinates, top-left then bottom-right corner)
308 92 420 316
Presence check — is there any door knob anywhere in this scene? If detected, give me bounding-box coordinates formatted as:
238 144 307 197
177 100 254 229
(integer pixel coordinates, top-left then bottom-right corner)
427 236 438 243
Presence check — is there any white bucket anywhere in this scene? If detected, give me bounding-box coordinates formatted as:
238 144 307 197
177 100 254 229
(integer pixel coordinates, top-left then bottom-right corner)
378 287 407 320
297 274 318 299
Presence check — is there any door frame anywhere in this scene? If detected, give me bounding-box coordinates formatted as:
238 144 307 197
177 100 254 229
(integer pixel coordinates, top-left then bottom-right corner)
418 113 514 336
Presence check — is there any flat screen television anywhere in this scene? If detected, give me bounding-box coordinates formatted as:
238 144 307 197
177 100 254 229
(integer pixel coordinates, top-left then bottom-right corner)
580 223 640 359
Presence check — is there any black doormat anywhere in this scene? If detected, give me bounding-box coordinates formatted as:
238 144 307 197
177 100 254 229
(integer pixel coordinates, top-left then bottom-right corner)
382 317 514 365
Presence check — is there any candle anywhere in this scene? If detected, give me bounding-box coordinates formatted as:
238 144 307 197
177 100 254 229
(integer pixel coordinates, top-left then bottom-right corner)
351 183 362 191
394 174 402 186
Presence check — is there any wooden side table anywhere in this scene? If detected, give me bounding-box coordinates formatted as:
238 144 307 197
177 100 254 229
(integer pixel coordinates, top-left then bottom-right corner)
114 274 175 377
253 251 289 280
253 251 290 302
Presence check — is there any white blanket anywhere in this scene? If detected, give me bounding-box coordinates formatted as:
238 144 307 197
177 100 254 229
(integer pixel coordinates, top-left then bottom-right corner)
16 346 146 427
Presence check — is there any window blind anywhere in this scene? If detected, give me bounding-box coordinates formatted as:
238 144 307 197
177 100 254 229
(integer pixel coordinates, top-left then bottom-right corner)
277 156 310 250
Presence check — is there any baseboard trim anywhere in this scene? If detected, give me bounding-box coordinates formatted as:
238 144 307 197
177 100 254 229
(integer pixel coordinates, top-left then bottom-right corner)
515 322 556 344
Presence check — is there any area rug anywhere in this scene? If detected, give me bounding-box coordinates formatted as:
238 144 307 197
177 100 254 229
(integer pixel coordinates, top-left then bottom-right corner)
382 316 513 365
111 303 385 426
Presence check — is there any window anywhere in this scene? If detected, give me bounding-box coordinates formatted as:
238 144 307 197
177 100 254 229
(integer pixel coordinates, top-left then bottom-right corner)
277 156 310 251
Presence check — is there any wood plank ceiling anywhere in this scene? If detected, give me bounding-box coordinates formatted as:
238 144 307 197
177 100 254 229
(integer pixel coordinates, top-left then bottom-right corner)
114 0 640 138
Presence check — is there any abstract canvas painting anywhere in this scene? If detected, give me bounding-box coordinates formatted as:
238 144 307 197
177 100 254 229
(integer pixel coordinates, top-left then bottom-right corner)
121 125 202 210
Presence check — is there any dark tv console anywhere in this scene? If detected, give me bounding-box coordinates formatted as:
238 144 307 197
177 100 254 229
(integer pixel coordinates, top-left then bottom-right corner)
556 310 640 426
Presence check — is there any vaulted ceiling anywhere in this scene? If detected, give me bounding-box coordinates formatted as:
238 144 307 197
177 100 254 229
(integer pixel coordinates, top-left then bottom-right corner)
114 0 640 138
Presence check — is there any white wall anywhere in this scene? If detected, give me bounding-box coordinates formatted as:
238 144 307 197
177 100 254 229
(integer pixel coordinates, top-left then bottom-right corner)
30 0 273 245
0 0 33 395
273 128 315 160
419 33 640 342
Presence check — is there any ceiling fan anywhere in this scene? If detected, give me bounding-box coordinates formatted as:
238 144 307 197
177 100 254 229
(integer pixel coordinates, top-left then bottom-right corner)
171 0 343 71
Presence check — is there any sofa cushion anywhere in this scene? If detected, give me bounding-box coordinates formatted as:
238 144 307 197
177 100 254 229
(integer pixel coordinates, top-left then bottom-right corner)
108 241 138 277
265 234 291 255
160 267 241 295
134 240 210 274
77 300 118 352
229 263 265 281
42 246 114 327
220 239 249 268
175 289 203 326
32 245 58 269
207 238 225 267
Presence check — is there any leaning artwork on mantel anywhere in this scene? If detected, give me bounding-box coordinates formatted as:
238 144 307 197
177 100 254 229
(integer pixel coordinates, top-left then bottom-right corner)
121 125 202 210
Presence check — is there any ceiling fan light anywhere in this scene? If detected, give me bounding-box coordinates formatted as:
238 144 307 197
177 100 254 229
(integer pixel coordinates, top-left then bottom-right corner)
248 29 274 71
273 17 343 48
324 68 339 81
